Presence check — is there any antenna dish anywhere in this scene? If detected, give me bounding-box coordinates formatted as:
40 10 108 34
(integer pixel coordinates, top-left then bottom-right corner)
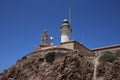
50 36 54 40
50 43 53 45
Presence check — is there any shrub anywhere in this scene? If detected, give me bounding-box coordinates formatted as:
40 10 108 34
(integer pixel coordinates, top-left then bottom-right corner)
22 56 27 60
99 51 117 63
115 50 120 57
45 52 55 63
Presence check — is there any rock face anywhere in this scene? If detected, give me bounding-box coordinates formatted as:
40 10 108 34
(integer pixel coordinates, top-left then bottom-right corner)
97 59 120 80
0 48 120 80
96 51 120 80
0 49 94 80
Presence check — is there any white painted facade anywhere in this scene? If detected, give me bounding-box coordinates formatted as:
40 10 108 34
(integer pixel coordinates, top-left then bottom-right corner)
61 34 70 42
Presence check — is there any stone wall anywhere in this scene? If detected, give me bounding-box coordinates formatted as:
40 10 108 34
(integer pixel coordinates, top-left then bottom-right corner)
26 47 73 59
59 40 92 55
91 44 120 55
59 41 74 49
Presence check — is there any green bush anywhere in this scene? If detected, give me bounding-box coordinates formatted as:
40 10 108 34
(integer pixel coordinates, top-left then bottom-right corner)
99 51 117 63
115 50 120 57
22 56 27 60
45 52 55 63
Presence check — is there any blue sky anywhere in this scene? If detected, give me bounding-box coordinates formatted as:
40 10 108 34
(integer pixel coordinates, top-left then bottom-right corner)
0 0 120 72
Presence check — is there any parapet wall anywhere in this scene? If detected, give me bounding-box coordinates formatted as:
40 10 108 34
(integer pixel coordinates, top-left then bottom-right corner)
26 47 73 59
91 44 120 53
59 40 92 54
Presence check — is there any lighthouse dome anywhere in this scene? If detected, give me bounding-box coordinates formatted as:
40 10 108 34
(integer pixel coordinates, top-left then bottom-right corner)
63 19 68 23
60 19 70 29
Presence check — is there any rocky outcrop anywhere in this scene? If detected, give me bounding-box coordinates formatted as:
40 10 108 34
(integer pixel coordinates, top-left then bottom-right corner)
0 49 120 80
0 49 94 80
96 51 120 80
97 59 120 80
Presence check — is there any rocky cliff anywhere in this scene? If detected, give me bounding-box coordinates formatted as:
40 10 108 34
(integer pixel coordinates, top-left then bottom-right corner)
96 50 120 80
0 48 94 80
0 48 120 80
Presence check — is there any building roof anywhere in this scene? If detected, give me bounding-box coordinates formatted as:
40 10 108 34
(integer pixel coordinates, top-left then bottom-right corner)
91 44 120 51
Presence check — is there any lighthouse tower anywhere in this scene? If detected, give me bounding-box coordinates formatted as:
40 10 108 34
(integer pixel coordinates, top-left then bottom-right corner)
60 19 72 43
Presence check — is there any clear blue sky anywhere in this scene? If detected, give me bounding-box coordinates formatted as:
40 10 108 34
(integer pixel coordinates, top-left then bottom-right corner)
0 0 120 72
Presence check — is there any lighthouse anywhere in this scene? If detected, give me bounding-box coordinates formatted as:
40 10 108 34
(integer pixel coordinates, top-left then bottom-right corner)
60 19 72 43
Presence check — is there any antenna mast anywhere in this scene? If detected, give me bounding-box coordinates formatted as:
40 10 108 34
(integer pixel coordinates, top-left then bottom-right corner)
69 8 72 30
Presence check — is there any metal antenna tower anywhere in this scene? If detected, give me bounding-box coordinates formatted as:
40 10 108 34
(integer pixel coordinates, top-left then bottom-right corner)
41 29 53 45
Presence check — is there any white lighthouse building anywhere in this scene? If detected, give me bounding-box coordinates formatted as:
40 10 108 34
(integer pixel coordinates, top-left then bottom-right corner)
60 19 72 43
